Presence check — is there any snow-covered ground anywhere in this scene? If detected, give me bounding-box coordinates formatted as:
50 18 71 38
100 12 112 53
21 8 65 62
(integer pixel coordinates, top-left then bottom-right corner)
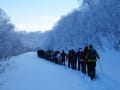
0 51 120 90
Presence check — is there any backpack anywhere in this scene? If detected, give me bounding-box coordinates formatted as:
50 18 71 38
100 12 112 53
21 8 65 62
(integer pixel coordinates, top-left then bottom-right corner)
88 49 96 59
78 51 84 59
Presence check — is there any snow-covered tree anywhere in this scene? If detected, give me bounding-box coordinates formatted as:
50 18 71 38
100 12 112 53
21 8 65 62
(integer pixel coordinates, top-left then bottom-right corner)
45 0 120 51
0 8 24 59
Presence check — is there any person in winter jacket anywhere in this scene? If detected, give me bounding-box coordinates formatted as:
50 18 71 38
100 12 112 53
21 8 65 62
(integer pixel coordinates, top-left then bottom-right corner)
85 44 100 80
72 49 77 70
77 48 85 73
82 46 89 74
60 50 66 66
67 50 72 68
67 49 77 69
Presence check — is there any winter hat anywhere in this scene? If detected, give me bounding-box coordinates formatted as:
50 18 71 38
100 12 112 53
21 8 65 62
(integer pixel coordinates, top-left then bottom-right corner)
89 44 93 49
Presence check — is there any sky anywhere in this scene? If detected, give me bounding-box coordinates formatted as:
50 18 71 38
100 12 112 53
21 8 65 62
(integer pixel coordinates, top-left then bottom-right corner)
0 0 81 32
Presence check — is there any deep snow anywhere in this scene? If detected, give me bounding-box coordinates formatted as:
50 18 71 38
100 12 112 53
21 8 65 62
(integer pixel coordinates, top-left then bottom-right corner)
0 51 120 90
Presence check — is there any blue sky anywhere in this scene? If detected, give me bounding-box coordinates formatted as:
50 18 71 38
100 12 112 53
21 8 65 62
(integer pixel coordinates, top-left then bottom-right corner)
0 0 81 32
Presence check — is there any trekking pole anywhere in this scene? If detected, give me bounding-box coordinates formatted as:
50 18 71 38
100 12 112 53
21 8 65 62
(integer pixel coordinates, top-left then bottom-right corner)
98 59 103 73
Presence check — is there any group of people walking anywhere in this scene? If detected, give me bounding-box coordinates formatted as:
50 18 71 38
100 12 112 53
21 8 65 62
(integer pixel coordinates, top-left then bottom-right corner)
37 44 100 80
60 44 100 80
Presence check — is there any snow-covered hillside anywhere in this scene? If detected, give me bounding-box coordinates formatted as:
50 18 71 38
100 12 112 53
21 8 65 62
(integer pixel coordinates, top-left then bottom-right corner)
1 52 120 90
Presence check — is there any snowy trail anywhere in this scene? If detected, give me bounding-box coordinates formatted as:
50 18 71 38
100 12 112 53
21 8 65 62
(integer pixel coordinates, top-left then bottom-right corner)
1 52 120 90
